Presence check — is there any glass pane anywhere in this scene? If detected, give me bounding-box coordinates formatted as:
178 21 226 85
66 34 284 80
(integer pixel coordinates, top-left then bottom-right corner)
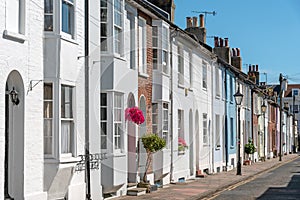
114 109 121 121
101 0 107 7
152 114 158 124
101 108 107 120
152 26 158 36
44 0 53 13
114 94 122 107
44 119 52 137
44 102 53 118
101 38 108 51
44 15 53 31
101 24 107 37
44 83 53 99
153 126 157 134
101 8 107 21
152 103 158 113
152 38 158 47
101 136 107 149
101 122 107 135
44 138 52 154
101 93 107 106
61 121 72 153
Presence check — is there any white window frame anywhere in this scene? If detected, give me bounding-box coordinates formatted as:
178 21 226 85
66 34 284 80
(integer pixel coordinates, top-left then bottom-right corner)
44 83 54 157
61 0 75 38
101 93 108 150
114 0 123 55
202 62 207 89
162 103 169 148
6 0 25 34
44 0 54 31
61 85 75 156
138 17 147 75
161 26 169 74
114 93 123 151
189 52 193 88
215 114 220 148
178 45 184 86
101 0 108 52
152 103 158 134
152 26 159 70
203 113 208 144
178 109 184 140
216 67 220 97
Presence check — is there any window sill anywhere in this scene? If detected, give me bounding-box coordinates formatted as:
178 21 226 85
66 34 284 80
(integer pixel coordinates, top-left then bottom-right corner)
3 30 26 43
61 33 78 45
139 72 149 78
178 84 185 89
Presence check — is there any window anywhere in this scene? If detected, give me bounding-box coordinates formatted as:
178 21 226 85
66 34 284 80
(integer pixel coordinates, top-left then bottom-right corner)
215 114 220 147
114 0 123 54
44 0 53 31
138 17 147 74
178 46 184 85
216 68 220 97
114 93 123 150
44 83 53 155
162 26 169 74
152 103 158 134
61 85 74 154
162 103 169 147
101 0 108 51
178 110 184 140
229 77 233 102
6 0 24 34
203 113 208 144
230 117 234 146
128 12 135 69
202 63 207 89
152 26 158 70
62 0 74 37
189 52 193 88
101 93 107 149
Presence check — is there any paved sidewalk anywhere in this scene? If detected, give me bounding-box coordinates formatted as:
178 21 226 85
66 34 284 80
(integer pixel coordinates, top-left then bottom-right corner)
116 153 299 200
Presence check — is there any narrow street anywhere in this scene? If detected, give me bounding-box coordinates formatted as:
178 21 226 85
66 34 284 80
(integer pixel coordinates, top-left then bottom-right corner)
209 157 300 200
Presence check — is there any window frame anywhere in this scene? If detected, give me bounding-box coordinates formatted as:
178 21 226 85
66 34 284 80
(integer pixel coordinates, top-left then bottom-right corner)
61 85 75 156
138 16 147 75
61 0 75 38
162 103 169 148
101 93 108 150
202 62 207 90
101 0 108 52
114 93 123 151
178 45 184 86
203 113 208 145
44 83 54 157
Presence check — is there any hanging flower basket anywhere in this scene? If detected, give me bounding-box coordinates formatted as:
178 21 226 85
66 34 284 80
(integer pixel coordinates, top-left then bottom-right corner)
125 107 145 125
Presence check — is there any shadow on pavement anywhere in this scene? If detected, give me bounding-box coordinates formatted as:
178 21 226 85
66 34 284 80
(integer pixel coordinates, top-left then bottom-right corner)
257 175 300 199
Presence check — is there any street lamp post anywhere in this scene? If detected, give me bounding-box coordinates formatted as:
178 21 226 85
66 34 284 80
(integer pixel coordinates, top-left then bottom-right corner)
234 87 243 175
279 73 287 161
261 101 267 161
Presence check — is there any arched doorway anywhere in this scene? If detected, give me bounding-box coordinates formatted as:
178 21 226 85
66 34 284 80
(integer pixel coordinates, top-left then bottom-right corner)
5 70 24 199
127 93 137 183
138 96 147 181
189 109 194 176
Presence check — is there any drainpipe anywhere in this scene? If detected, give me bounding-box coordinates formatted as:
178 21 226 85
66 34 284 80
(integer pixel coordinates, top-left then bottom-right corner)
224 68 228 169
84 0 91 199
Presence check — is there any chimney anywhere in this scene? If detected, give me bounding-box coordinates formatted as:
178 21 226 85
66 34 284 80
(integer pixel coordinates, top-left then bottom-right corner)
147 0 176 22
213 37 231 64
200 14 204 28
247 64 260 85
193 16 198 27
231 48 242 70
185 15 206 43
186 17 192 28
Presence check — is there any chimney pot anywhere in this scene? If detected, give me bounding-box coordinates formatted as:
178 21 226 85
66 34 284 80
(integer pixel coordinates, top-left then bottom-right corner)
200 14 204 28
256 64 258 71
220 38 224 47
214 37 219 47
236 48 240 56
224 38 229 47
232 48 236 57
193 16 198 27
186 17 192 28
249 65 251 72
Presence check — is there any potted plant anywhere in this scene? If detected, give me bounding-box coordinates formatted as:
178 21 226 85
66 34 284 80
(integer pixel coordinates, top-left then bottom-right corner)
178 137 188 154
139 133 166 192
244 138 255 165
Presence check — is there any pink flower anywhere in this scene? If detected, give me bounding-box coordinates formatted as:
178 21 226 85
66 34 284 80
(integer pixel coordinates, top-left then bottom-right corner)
125 107 145 125
178 137 187 147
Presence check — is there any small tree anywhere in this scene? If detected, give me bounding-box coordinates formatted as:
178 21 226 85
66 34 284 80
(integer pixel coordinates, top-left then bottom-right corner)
141 133 166 183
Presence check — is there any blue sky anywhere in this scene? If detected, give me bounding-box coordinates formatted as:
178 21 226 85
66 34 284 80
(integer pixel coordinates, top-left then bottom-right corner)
174 0 300 84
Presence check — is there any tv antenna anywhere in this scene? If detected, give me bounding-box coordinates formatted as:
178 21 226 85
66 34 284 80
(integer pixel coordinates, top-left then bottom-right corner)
191 11 217 26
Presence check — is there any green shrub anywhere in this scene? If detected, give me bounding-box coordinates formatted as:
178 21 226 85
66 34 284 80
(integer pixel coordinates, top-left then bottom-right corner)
244 139 255 155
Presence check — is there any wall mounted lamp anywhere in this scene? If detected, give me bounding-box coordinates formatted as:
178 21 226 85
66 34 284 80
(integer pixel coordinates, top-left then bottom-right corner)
10 87 20 105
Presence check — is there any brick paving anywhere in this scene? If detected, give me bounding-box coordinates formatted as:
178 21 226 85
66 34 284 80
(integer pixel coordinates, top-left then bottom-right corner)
115 153 299 200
